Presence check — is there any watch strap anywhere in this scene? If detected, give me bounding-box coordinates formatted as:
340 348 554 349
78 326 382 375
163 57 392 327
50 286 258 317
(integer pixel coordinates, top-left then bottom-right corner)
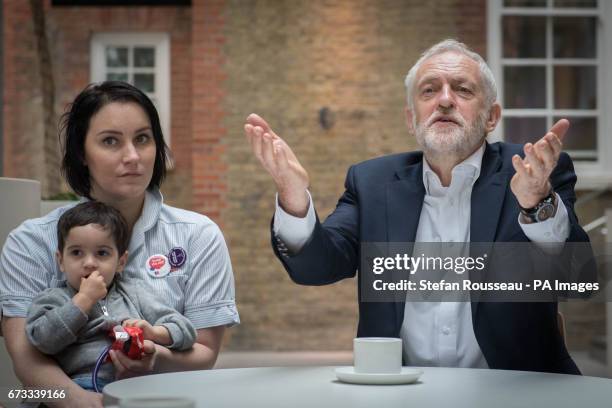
519 190 557 222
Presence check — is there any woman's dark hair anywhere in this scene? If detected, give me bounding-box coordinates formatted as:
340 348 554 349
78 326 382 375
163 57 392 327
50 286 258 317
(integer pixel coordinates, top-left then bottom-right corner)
57 201 130 256
60 81 168 198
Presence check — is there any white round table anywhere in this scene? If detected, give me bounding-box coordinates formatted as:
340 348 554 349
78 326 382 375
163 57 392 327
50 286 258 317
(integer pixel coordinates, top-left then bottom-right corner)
103 366 612 408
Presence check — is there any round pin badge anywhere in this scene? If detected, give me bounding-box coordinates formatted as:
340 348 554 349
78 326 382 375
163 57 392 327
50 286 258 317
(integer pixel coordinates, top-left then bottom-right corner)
168 247 187 269
146 254 171 278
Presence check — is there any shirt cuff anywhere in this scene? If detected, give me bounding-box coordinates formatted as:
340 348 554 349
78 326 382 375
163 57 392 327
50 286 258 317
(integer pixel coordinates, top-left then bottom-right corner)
163 323 188 350
0 295 31 319
518 193 570 250
183 300 240 329
273 190 316 254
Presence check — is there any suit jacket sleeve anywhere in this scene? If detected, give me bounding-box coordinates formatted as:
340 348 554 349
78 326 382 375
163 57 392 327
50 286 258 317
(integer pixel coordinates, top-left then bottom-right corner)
271 165 361 286
550 152 587 243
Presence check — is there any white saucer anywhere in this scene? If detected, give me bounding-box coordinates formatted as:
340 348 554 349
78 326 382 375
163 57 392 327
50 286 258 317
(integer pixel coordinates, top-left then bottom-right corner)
334 367 423 385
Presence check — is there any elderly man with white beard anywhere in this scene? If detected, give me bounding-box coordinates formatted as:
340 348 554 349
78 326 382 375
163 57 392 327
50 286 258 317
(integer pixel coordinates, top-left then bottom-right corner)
244 39 590 374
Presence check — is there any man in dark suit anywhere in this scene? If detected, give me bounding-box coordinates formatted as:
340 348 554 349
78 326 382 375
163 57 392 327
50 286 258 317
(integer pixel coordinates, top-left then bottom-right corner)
244 39 589 374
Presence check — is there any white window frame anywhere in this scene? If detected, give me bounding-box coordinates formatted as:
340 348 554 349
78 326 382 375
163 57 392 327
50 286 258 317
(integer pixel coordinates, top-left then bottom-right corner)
488 0 612 189
90 32 171 146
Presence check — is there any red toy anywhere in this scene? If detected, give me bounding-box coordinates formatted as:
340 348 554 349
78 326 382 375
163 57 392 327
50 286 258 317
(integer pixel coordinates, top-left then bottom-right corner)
106 325 145 361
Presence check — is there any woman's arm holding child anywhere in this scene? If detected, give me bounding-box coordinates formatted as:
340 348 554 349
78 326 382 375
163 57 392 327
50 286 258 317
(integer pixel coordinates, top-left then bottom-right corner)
3 317 104 408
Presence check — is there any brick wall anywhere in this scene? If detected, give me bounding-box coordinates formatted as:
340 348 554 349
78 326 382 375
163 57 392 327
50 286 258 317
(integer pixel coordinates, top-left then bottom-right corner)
221 0 487 350
191 0 228 224
3 0 488 351
3 1 193 207
10 0 602 354
3 1 46 189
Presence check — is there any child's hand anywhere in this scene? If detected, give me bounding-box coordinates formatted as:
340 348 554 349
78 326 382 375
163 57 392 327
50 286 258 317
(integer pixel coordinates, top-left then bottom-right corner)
72 271 107 313
123 319 154 338
110 339 158 380
79 271 108 302
123 319 171 346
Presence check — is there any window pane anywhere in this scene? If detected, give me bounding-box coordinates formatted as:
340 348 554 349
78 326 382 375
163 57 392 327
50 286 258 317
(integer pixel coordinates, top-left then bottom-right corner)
554 66 596 109
503 16 546 58
504 117 547 144
134 73 155 93
106 46 128 68
134 47 155 68
554 0 597 7
553 17 597 58
554 116 597 159
504 66 546 108
106 72 128 82
504 0 546 6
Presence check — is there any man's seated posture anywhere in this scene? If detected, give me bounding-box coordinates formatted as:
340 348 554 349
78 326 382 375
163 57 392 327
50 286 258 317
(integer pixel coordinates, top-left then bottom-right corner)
244 39 590 374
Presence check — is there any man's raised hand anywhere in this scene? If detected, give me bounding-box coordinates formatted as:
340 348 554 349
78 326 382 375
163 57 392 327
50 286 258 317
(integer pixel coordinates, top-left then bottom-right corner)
511 118 568 209
244 113 310 217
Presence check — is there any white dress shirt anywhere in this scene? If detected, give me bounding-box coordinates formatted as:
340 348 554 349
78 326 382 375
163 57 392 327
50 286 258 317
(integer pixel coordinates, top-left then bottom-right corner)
273 142 570 368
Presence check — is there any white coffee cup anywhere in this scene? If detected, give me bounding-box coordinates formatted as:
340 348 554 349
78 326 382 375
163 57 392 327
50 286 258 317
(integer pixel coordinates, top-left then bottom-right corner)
353 337 402 374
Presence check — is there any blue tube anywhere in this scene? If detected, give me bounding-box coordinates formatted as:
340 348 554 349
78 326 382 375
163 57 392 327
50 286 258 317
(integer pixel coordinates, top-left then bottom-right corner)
92 344 112 393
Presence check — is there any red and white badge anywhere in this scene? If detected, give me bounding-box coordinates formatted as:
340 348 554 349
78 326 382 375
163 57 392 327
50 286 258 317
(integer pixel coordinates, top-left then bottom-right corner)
146 254 171 278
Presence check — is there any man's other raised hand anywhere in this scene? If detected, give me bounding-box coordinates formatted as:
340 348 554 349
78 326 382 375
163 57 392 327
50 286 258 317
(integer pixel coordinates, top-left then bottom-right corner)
511 118 569 209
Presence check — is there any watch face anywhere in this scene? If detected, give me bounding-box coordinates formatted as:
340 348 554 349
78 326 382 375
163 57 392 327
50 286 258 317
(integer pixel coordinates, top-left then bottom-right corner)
536 203 555 222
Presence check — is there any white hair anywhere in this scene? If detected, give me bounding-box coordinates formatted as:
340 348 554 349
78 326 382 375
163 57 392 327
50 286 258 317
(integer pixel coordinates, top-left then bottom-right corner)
404 39 498 109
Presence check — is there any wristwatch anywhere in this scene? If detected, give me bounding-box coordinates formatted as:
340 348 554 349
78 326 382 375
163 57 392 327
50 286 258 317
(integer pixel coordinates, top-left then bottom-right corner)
519 190 557 223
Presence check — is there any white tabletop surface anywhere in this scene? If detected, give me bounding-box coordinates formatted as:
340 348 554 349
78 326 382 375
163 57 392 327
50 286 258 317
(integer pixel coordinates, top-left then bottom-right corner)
103 366 612 408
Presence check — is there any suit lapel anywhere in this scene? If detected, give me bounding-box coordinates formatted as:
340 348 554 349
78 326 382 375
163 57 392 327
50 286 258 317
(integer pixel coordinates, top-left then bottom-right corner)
470 143 511 319
382 145 512 334
470 143 508 243
388 144 508 245
386 160 426 332
387 161 426 243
